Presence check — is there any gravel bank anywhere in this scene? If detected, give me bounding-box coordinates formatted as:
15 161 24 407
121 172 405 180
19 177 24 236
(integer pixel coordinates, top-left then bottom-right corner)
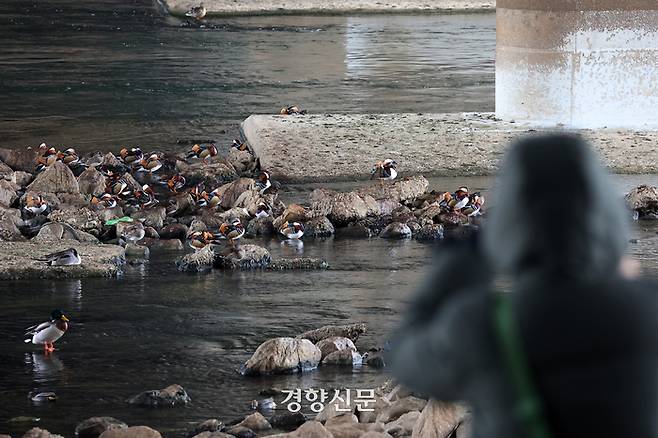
164 0 495 17
241 112 658 183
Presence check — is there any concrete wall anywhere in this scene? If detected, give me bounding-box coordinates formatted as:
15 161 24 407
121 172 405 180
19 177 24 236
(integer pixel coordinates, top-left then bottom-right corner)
496 1 658 128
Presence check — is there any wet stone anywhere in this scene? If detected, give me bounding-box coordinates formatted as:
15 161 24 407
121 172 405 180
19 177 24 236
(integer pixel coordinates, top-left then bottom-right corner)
75 417 128 438
269 412 307 430
127 384 191 407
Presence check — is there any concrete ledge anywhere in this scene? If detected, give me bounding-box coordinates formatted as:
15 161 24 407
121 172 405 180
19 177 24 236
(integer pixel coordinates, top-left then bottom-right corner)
164 0 495 17
0 241 125 280
241 112 658 182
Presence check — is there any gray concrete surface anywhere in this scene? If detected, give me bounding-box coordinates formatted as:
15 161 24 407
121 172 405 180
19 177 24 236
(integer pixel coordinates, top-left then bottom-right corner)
241 112 658 182
165 0 495 16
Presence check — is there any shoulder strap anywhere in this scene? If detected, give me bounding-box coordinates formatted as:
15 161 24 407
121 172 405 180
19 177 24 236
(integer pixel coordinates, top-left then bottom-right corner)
493 293 553 438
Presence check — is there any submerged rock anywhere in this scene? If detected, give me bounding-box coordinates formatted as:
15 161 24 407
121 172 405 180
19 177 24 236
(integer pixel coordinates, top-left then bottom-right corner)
315 337 357 359
303 216 334 238
215 244 271 270
28 162 79 194
379 222 412 239
176 245 215 273
240 337 322 376
268 258 329 270
626 184 658 219
128 384 191 407
298 323 367 344
98 426 162 438
75 417 128 438
322 350 362 366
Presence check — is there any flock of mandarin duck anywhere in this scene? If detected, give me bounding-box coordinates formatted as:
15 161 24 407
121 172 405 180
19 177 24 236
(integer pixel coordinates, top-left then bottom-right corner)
23 105 484 353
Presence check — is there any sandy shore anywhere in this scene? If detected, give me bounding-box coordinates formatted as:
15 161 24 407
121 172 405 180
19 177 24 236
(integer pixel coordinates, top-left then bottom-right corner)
164 0 495 17
241 112 658 183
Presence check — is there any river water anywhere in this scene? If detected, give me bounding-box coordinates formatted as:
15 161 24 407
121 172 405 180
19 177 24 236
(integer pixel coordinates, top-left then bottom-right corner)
1 1 658 437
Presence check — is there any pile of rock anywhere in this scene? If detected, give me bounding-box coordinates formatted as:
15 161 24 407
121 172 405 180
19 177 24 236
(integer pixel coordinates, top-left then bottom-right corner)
626 184 658 220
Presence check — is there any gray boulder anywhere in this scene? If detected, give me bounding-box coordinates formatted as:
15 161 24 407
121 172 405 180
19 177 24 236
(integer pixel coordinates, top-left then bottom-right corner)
304 216 334 238
78 167 107 196
28 162 79 194
128 384 191 407
240 337 322 376
380 222 412 239
75 417 128 438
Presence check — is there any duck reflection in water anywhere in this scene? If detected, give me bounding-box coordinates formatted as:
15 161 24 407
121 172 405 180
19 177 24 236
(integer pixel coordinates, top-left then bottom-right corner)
280 238 304 254
27 352 65 382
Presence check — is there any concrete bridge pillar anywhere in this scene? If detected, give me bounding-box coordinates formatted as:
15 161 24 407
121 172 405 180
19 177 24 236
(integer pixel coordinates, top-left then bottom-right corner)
495 1 658 129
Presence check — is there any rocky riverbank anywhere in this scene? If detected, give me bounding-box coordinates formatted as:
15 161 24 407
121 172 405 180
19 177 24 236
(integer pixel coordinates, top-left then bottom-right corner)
164 0 495 17
4 323 469 438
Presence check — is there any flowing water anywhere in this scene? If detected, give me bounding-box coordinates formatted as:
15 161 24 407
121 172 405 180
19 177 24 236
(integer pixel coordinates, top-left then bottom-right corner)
1 1 658 436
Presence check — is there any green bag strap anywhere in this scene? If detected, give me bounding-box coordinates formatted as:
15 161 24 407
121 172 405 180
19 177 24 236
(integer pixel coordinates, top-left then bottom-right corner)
493 293 553 438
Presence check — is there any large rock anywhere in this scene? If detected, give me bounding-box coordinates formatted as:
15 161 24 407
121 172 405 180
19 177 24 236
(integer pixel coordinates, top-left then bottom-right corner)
626 184 658 218
0 147 39 172
379 222 412 239
28 162 79 194
414 224 444 241
411 400 468 438
240 337 322 376
358 176 429 203
309 189 378 225
0 179 18 207
132 206 167 230
215 244 271 270
304 216 334 238
377 397 427 424
128 384 191 407
223 426 254 438
273 204 309 229
0 159 14 177
78 167 107 196
22 428 64 438
385 411 420 438
34 222 98 243
176 158 238 188
0 206 23 241
12 170 34 187
176 245 215 273
192 433 235 438
186 419 225 438
75 417 128 438
322 350 362 366
98 426 162 438
298 323 367 344
316 337 357 359
357 396 392 424
49 207 102 235
291 422 333 438
237 412 271 432
270 412 307 430
227 148 256 174
245 216 275 237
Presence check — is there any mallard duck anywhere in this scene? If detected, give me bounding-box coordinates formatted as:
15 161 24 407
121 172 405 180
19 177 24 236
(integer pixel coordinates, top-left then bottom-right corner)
279 221 304 239
119 147 143 165
187 142 218 162
280 106 307 115
23 194 48 216
59 148 80 167
255 171 271 194
217 218 245 243
167 174 186 193
188 230 217 250
91 193 118 209
37 248 81 266
185 3 206 20
371 159 398 181
255 202 271 218
119 222 146 245
231 139 249 151
136 154 163 173
24 309 70 354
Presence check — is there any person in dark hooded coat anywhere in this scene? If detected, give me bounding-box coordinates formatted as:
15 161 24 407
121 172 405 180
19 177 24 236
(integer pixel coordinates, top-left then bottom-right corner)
389 134 658 438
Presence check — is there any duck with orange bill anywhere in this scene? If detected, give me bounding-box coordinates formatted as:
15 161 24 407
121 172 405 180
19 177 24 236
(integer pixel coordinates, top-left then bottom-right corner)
167 174 186 193
279 221 304 239
256 171 272 194
119 147 143 165
371 159 398 181
187 142 217 162
24 310 70 355
217 218 245 244
188 230 217 251
35 143 59 172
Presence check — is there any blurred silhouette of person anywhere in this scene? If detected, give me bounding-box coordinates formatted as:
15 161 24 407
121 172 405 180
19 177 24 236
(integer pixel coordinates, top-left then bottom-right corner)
389 134 658 438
